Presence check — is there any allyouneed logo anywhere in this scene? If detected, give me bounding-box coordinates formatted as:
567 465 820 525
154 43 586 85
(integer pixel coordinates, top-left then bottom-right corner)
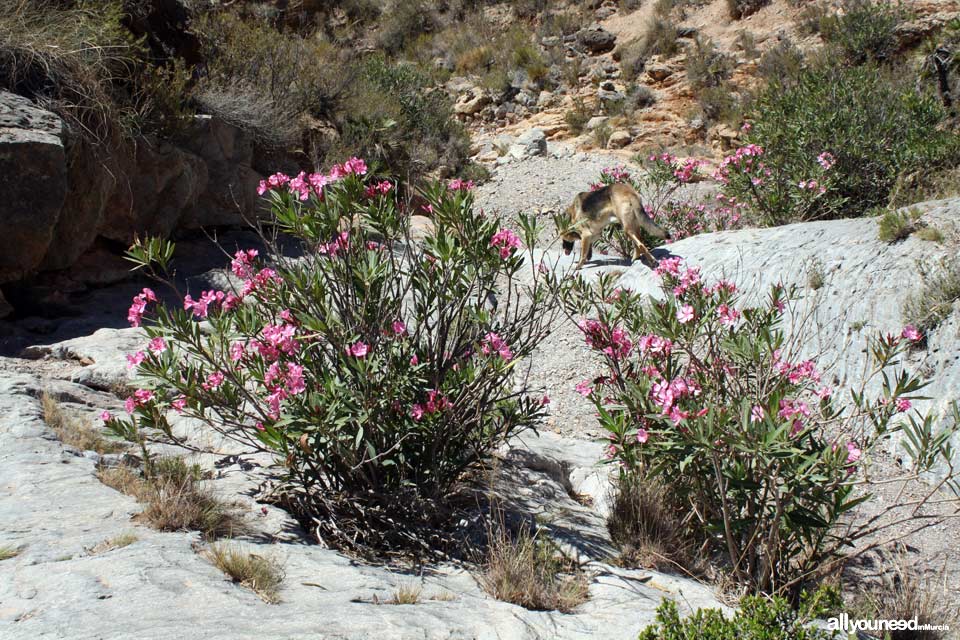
826 613 950 633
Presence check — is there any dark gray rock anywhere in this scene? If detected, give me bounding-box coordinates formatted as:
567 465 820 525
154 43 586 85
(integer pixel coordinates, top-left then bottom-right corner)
0 93 67 282
577 26 617 55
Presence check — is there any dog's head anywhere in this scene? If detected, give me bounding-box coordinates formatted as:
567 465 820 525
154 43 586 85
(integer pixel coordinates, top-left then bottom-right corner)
639 212 670 240
554 203 581 255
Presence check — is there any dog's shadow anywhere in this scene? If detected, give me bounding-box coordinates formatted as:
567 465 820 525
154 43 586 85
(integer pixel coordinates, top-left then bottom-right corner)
581 245 678 271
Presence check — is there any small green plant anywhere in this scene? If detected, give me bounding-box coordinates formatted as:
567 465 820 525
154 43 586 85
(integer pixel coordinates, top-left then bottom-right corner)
593 121 614 148
685 38 734 91
878 208 923 243
916 227 945 243
902 257 960 335
637 595 835 639
203 543 284 604
480 522 589 613
564 97 593 134
734 30 760 59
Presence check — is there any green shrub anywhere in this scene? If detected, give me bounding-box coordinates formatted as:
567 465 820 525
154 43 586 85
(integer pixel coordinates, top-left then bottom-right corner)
113 164 560 553
564 97 592 134
877 207 922 243
819 0 906 65
697 84 740 124
727 63 960 224
338 56 471 179
637 596 835 639
756 39 805 84
377 0 437 55
685 38 734 91
564 261 959 598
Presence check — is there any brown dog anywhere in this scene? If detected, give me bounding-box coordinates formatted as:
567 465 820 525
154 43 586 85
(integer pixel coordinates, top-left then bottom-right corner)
561 183 668 270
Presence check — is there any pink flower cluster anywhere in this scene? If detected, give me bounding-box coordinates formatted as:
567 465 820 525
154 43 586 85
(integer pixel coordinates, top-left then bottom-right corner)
651 376 702 424
490 229 522 259
673 158 701 183
601 166 632 182
124 388 154 414
713 144 765 185
410 389 452 421
257 157 368 200
481 332 514 362
185 290 237 318
318 231 350 257
447 178 475 191
817 152 836 170
579 319 633 360
127 288 157 328
263 362 307 418
364 180 393 198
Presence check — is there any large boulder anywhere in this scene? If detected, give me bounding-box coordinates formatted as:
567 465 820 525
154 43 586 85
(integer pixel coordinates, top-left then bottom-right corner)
577 25 617 55
100 138 207 242
0 93 67 282
509 128 548 158
178 115 262 228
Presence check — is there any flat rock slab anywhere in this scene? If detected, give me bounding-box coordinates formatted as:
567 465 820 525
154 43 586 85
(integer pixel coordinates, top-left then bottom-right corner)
0 373 726 640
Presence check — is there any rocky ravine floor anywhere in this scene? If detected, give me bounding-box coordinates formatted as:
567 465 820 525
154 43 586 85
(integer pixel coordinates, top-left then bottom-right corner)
2 145 960 637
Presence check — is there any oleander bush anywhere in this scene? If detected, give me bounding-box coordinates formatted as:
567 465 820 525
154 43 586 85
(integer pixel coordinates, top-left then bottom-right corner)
728 64 960 225
563 259 960 599
107 159 561 553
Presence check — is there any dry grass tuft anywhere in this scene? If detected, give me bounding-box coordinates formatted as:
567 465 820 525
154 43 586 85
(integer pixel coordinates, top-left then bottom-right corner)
480 522 589 613
202 543 284 604
389 582 422 605
607 474 701 574
0 544 22 561
89 532 138 554
849 554 956 640
41 393 124 454
903 257 960 336
98 457 241 540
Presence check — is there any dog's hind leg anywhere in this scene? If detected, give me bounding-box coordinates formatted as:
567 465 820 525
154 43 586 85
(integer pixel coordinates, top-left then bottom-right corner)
626 230 658 267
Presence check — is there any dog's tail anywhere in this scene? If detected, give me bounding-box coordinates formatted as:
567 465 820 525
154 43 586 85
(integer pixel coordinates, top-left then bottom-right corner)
628 190 669 240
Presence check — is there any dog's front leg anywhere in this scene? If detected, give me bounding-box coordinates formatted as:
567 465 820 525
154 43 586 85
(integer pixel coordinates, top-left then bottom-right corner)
575 233 593 270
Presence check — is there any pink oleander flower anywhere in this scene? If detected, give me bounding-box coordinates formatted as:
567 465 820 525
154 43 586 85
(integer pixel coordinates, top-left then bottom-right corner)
901 325 922 342
481 332 514 362
171 396 187 413
126 351 146 369
816 385 833 399
895 397 912 413
255 422 266 432
490 228 522 259
575 380 593 397
343 157 368 176
229 341 246 362
541 395 550 406
654 256 683 277
288 171 311 201
750 405 765 423
348 341 369 358
257 172 290 196
134 389 154 405
202 371 225 391
817 152 836 170
184 290 226 319
124 397 136 414
636 428 649 444
100 410 112 422
410 354 419 366
676 304 695 324
447 178 476 191
231 249 259 279
392 320 407 336
127 288 157 328
410 404 425 421
717 304 741 327
148 337 167 355
846 441 861 464
365 180 393 198
285 363 306 396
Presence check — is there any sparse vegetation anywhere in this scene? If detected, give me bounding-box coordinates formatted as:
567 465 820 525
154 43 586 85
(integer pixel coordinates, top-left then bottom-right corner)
903 257 960 335
389 582 422 605
480 523 589 613
203 543 284 604
807 258 826 290
607 474 698 573
819 0 906 65
564 97 593 134
878 207 923 243
98 457 240 540
0 544 21 561
593 121 613 148
90 532 138 554
685 38 734 91
726 0 771 20
916 227 945 243
41 393 124 454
